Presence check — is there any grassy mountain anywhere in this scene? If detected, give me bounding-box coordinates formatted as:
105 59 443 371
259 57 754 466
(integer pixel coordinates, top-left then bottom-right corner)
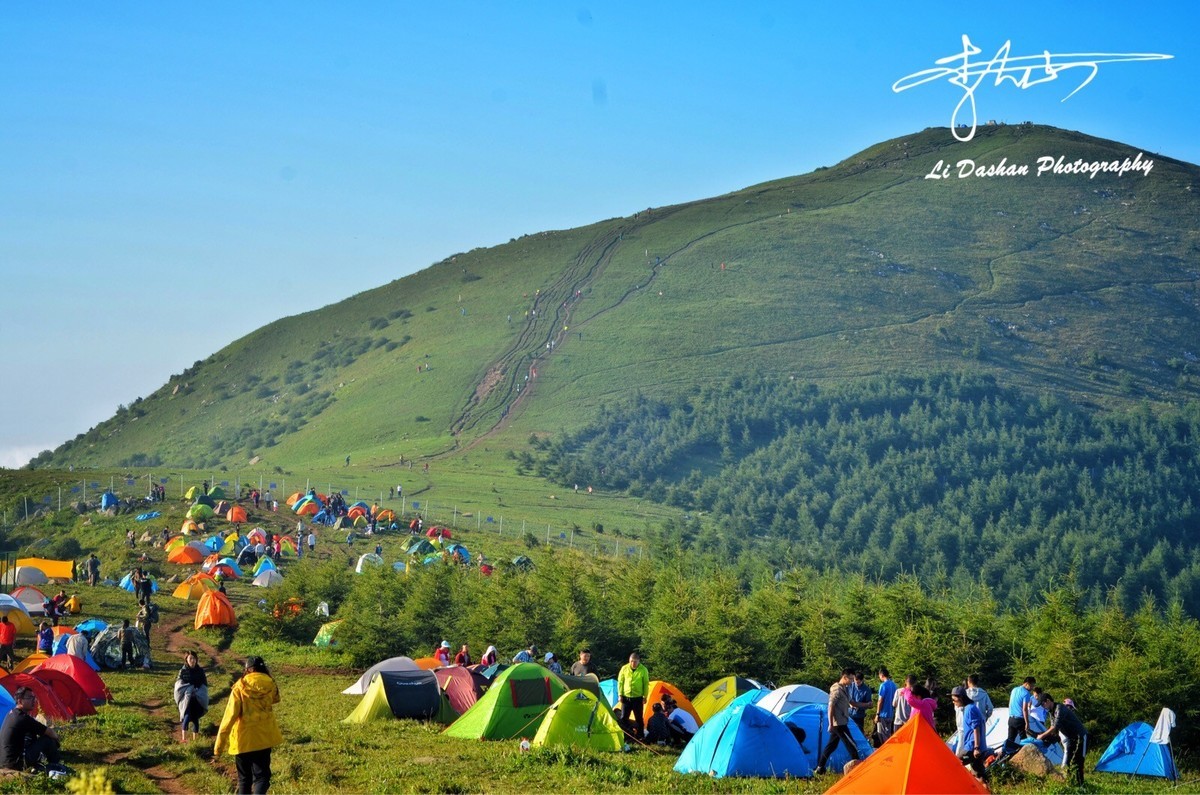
34 124 1200 471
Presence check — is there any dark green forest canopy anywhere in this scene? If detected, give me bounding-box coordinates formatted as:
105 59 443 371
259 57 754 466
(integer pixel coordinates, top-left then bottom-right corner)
536 373 1200 613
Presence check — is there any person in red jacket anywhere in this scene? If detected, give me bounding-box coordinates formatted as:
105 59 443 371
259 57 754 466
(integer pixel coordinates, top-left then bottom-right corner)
0 617 14 669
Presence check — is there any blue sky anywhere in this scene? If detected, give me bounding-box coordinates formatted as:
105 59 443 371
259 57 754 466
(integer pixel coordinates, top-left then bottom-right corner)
2 1 1197 467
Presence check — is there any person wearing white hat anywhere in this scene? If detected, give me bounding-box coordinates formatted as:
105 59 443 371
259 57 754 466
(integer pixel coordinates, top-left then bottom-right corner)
434 641 451 667
543 652 562 675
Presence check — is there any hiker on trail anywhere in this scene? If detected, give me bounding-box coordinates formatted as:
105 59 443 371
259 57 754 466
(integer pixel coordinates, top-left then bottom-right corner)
136 599 158 646
345 456 350 467
434 641 451 667
848 671 872 731
214 656 283 795
118 619 136 670
454 644 472 667
345 530 354 548
36 622 53 655
0 617 15 669
815 669 861 775
480 645 498 666
175 651 209 742
875 667 897 743
965 674 994 721
1004 677 1037 755
1036 693 1087 785
951 686 988 780
617 652 650 739
87 554 100 587
512 643 537 664
0 686 65 774
307 531 316 555
570 648 596 677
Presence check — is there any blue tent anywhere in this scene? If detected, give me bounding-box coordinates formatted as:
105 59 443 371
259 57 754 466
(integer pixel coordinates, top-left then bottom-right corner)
675 703 811 779
446 543 471 564
599 678 618 711
217 558 243 575
118 572 158 593
780 703 873 772
135 512 161 521
75 619 108 635
726 688 771 710
0 688 14 715
1095 721 1177 780
100 492 119 509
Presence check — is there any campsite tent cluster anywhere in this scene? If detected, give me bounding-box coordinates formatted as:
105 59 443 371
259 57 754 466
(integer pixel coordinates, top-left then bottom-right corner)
339 660 1182 789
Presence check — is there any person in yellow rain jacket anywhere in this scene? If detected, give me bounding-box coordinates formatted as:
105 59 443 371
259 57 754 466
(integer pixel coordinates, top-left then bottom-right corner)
617 652 650 739
214 656 283 794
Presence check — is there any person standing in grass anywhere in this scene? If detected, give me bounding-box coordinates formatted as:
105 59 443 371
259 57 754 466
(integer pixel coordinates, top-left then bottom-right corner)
215 656 282 795
175 651 209 742
617 652 650 739
0 617 15 669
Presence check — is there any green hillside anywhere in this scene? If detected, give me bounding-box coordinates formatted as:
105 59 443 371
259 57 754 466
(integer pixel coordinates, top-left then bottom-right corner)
33 124 1200 472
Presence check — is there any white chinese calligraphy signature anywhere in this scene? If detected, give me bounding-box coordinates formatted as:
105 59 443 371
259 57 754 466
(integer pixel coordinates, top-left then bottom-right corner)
893 36 1172 141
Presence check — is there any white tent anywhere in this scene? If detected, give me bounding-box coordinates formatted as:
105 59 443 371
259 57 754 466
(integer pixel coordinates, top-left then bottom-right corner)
13 566 49 586
342 656 421 695
757 684 829 715
251 570 284 588
355 553 384 574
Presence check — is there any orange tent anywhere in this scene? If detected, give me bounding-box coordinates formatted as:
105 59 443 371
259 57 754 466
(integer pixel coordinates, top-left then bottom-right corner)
825 711 990 794
52 626 76 638
194 590 238 630
227 506 248 523
181 520 199 534
412 657 443 670
286 492 304 506
376 509 395 523
168 545 205 565
645 680 703 725
173 576 217 600
295 502 319 516
12 653 51 675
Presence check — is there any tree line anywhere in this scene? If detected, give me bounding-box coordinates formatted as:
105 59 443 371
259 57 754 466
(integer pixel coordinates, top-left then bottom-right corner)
532 372 1200 615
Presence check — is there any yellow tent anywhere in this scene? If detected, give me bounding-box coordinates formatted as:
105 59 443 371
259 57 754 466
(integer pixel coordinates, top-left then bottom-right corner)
15 558 74 581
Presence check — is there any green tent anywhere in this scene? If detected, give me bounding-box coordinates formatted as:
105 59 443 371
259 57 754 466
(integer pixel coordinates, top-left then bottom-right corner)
343 670 457 724
207 485 227 500
313 619 343 647
443 662 567 740
187 504 215 521
532 689 624 752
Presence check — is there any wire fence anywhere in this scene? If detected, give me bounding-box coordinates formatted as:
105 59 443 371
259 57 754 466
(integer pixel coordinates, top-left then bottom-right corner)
2 471 647 562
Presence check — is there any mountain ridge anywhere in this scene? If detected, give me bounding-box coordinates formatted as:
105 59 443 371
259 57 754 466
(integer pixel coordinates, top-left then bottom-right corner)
31 123 1200 470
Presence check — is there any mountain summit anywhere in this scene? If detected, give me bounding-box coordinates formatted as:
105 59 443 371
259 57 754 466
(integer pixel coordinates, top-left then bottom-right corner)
36 124 1200 470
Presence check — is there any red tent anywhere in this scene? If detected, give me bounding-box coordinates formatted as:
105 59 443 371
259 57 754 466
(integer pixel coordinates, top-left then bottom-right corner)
31 669 96 717
0 672 74 721
35 654 112 703
433 665 487 715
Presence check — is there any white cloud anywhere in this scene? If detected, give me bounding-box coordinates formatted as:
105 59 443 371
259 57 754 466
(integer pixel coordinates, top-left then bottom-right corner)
0 445 47 470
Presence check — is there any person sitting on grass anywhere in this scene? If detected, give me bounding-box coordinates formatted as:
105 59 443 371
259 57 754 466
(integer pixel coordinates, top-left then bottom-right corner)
0 687 66 775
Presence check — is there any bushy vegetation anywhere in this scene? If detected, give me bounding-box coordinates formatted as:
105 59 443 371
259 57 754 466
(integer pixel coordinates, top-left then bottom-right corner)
256 546 1200 755
537 373 1200 614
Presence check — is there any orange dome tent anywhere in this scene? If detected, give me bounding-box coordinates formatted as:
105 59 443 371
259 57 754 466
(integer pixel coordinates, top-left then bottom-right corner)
173 575 217 600
194 590 238 629
227 506 248 523
825 710 989 794
645 680 703 725
376 509 395 523
168 545 205 565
